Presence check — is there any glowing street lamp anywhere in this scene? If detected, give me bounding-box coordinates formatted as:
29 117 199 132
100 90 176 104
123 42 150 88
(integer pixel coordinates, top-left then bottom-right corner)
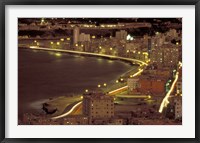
98 84 101 88
60 38 64 42
116 80 119 83
56 42 60 45
50 41 54 45
103 83 107 87
85 89 88 93
110 47 113 51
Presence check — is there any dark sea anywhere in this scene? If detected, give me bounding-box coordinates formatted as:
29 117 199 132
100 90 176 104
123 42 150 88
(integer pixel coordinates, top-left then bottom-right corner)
18 49 136 116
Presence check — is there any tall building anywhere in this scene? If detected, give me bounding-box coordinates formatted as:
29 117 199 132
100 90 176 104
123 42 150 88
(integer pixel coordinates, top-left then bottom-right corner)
115 30 127 40
147 38 152 58
127 78 140 94
174 96 182 119
82 93 114 120
79 33 90 42
73 26 80 45
151 48 164 68
163 46 179 67
176 79 182 95
151 44 179 68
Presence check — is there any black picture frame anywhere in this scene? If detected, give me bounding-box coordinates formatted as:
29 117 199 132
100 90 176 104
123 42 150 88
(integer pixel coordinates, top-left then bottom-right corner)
0 0 200 143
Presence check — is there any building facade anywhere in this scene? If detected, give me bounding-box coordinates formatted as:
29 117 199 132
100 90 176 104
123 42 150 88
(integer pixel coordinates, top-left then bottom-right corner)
82 93 114 122
73 26 80 45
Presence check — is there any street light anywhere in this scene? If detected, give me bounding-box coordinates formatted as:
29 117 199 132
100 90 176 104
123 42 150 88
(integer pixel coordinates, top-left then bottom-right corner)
116 80 119 83
110 47 113 51
57 42 60 45
85 89 88 93
98 84 101 88
103 83 107 87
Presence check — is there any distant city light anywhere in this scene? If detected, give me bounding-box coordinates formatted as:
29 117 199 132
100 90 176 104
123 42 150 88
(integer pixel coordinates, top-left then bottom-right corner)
126 34 134 41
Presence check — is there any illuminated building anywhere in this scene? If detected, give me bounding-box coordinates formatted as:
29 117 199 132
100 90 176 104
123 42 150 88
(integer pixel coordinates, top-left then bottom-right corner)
139 76 166 95
79 33 90 42
151 44 179 68
73 26 80 44
174 96 182 119
127 78 140 94
115 30 127 41
176 79 182 95
82 93 114 122
151 48 163 67
148 38 152 57
163 46 179 67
